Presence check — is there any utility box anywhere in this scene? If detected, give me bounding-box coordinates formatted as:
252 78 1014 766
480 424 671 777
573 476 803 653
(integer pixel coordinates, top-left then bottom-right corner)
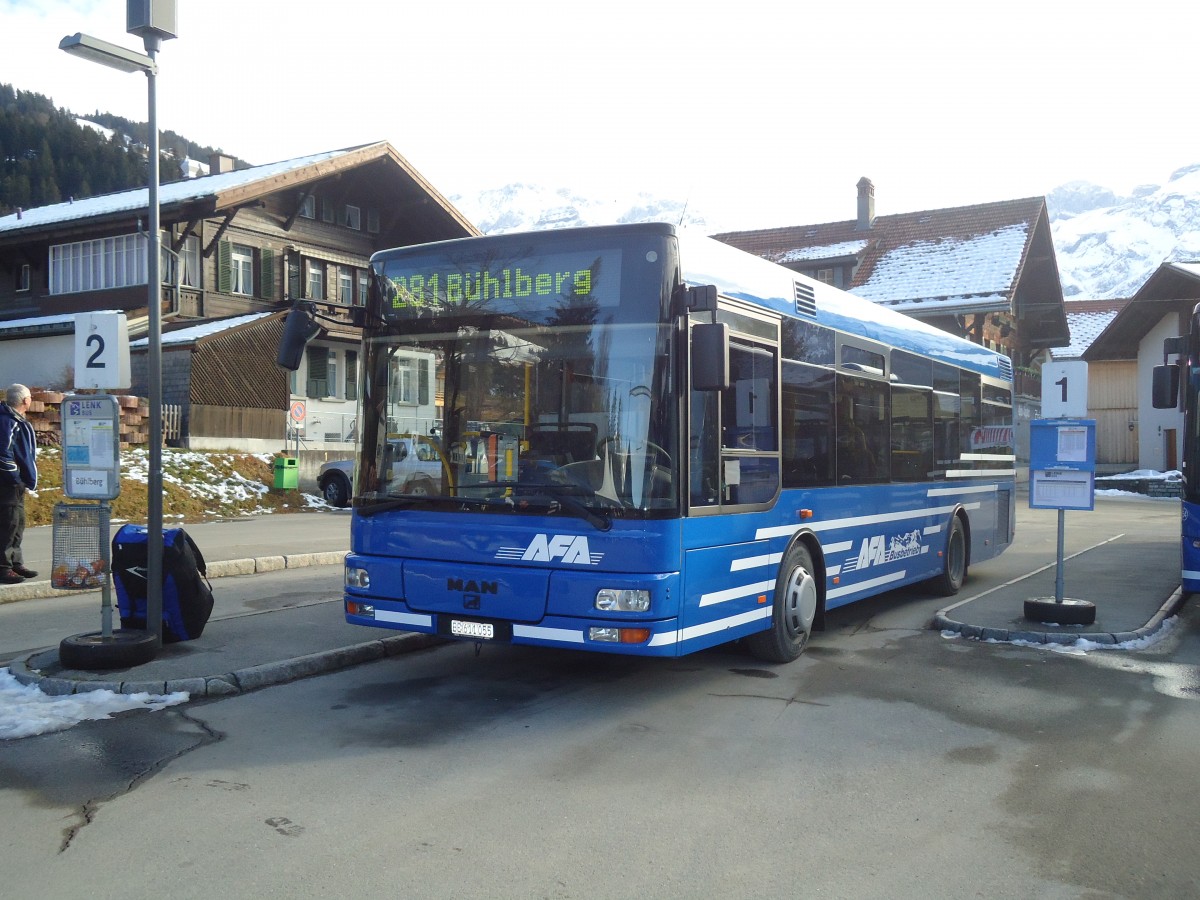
273 456 298 490
127 0 178 41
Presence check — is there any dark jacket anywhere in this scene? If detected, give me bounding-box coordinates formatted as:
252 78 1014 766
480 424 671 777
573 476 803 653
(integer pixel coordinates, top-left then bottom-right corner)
0 401 37 491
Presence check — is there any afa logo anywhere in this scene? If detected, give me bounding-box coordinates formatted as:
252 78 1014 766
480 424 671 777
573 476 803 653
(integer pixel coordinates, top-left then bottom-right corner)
495 533 603 566
843 529 925 572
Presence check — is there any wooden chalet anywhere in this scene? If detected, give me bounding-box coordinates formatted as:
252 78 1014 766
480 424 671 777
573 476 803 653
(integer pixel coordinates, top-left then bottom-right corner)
0 142 478 455
1084 261 1200 471
1052 298 1134 471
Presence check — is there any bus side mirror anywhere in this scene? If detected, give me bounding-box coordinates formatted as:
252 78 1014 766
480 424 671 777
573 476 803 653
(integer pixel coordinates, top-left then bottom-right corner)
692 322 730 391
1152 364 1180 409
277 302 321 371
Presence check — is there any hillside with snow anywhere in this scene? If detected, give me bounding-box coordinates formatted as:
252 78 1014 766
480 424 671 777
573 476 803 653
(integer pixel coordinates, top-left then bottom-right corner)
1048 164 1200 300
450 165 1200 303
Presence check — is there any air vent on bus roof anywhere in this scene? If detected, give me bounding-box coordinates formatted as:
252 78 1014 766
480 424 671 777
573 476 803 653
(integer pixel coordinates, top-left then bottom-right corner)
998 356 1013 381
794 281 817 317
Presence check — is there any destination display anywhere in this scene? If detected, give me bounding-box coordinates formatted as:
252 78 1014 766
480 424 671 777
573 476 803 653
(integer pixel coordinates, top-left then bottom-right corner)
380 248 622 319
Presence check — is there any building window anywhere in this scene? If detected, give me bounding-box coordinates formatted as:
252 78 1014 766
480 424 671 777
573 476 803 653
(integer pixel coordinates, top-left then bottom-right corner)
815 268 835 285
306 346 330 398
338 268 353 304
321 198 335 223
50 233 146 294
367 208 380 234
299 193 315 219
230 244 254 295
165 234 201 288
16 263 30 292
342 205 361 230
357 272 368 306
346 350 358 402
306 258 324 300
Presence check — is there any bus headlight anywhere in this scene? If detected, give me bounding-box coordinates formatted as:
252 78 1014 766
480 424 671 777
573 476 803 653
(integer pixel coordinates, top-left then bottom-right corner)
345 567 370 589
595 588 650 612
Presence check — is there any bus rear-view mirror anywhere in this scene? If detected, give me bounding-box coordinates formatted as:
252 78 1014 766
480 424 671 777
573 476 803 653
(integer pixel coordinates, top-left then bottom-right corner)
1152 364 1179 409
692 322 730 391
277 302 321 371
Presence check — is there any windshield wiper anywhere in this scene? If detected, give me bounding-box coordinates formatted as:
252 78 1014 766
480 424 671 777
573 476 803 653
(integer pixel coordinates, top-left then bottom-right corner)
455 481 614 531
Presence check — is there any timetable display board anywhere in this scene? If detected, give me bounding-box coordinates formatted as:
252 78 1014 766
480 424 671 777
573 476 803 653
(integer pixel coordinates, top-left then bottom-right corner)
61 394 122 500
1029 418 1096 511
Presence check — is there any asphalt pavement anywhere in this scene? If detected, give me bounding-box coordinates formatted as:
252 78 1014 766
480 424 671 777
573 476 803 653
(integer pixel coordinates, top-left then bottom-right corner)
1 496 1189 699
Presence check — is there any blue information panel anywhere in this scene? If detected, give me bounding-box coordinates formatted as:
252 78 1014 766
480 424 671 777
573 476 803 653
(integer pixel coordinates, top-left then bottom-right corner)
1029 418 1096 510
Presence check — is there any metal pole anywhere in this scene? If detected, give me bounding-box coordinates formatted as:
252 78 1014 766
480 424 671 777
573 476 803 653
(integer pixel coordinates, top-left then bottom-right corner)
1055 508 1066 603
144 35 164 648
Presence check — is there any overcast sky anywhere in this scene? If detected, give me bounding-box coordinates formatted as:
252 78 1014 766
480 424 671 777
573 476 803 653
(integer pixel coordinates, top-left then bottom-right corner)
1 0 1194 231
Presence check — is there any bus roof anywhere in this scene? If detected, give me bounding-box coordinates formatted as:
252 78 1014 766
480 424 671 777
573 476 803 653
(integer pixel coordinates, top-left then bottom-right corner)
677 228 1008 380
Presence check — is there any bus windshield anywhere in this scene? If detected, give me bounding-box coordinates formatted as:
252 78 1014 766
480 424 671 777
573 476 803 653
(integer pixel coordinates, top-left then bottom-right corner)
355 228 679 522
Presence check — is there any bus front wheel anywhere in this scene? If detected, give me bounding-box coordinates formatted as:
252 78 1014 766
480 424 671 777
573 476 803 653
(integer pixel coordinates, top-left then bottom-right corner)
747 543 819 663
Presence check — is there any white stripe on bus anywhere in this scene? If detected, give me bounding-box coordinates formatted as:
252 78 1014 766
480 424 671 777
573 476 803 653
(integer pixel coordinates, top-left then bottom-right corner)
700 579 775 607
927 484 998 497
730 552 783 571
375 611 433 628
827 570 906 599
513 624 586 644
755 502 981 541
649 607 773 647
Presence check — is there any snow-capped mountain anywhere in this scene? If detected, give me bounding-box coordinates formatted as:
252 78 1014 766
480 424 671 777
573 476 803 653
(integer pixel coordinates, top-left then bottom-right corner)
451 165 1200 302
448 184 709 235
1049 163 1200 300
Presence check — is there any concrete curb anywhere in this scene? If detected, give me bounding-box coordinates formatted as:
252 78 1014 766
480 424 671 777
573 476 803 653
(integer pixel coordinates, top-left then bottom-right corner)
0 550 348 605
8 632 443 698
934 586 1188 646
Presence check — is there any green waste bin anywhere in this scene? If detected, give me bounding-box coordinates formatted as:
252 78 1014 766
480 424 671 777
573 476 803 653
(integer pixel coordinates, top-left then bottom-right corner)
273 456 298 490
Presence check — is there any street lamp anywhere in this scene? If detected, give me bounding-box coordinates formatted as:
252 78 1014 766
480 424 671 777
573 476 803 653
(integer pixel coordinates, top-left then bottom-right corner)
60 1 177 649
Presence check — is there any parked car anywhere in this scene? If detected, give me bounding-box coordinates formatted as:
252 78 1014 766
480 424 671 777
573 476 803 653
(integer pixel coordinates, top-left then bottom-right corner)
317 436 442 507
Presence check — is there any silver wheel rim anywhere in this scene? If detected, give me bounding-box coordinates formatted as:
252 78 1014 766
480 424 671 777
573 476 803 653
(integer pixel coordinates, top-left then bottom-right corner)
782 564 818 638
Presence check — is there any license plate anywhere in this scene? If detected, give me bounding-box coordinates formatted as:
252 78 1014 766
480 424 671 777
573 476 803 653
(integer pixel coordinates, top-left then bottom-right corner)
450 619 495 640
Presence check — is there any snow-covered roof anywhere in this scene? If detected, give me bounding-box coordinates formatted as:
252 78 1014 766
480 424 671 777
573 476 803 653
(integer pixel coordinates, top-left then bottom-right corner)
852 225 1028 309
0 145 376 236
711 196 1068 344
130 312 275 347
0 310 133 337
774 240 869 263
1052 300 1128 359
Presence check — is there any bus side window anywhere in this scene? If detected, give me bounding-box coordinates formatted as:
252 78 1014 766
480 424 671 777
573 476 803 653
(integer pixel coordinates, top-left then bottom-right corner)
836 374 888 483
782 361 834 487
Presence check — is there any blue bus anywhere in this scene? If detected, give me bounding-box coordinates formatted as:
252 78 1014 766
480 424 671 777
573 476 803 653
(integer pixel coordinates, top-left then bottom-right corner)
284 223 1015 662
1154 308 1200 592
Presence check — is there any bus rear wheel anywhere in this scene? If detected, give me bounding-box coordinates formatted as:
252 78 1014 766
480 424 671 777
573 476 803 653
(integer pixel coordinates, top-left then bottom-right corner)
747 543 819 663
933 515 967 596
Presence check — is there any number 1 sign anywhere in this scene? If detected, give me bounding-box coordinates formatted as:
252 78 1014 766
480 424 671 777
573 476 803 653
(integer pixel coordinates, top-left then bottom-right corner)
1040 360 1088 419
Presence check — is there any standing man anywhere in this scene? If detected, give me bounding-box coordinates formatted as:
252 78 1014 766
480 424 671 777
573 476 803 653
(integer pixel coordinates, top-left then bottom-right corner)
0 383 38 584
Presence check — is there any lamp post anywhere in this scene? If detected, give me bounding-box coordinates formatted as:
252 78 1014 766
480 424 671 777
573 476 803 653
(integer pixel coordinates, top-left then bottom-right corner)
60 1 177 649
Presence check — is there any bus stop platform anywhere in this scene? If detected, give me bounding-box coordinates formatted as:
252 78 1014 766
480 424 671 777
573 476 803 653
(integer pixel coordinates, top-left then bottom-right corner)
934 520 1186 646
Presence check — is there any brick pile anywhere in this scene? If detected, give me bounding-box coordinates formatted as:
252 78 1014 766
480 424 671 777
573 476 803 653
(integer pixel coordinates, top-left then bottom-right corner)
26 390 151 448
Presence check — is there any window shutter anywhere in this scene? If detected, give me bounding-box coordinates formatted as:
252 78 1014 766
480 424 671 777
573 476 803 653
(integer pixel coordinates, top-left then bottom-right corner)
288 256 301 299
217 240 232 293
259 247 275 299
418 358 430 405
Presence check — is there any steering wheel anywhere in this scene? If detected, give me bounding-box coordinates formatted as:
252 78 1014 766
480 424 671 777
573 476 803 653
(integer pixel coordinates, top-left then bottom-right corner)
596 436 672 468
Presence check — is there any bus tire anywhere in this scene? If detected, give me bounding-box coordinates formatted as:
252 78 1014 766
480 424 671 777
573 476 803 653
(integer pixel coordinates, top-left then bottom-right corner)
934 515 968 596
747 543 819 663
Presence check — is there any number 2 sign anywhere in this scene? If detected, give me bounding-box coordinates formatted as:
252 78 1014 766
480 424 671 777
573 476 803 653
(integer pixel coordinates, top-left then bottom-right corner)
1040 360 1088 418
74 312 132 390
